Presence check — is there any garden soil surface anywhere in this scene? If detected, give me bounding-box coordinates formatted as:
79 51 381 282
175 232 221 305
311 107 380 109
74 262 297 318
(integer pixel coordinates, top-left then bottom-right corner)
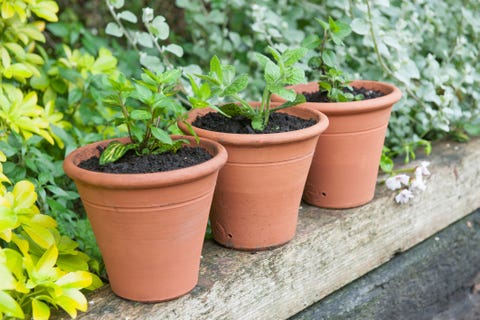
192 111 316 134
303 86 385 103
78 146 213 174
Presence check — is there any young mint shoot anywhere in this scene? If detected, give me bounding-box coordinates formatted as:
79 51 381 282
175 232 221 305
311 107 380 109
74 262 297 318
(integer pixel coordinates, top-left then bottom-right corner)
99 69 196 165
303 17 363 102
189 46 308 131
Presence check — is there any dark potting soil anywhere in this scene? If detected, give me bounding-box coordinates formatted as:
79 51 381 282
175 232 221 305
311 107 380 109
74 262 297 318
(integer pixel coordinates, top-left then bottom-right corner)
192 111 316 134
303 86 385 103
78 146 213 174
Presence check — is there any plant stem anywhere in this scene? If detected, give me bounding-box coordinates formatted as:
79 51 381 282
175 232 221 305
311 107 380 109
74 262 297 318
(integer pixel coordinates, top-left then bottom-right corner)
105 1 138 51
232 93 252 110
318 28 329 75
261 88 272 128
118 94 133 141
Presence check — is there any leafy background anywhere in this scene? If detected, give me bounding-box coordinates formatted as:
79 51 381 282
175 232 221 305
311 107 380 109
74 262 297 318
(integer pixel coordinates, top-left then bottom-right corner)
0 0 479 318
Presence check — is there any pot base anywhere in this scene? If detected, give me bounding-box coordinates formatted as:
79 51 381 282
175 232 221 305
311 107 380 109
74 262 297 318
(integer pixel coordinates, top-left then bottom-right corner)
213 238 293 252
111 281 197 303
302 194 375 209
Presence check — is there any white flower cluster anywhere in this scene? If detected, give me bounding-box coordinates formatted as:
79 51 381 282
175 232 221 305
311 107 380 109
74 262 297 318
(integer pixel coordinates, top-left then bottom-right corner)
385 161 431 204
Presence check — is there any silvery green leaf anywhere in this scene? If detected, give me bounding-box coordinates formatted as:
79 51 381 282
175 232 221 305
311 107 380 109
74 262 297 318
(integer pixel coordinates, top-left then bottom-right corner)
175 0 189 9
417 83 441 104
395 59 420 82
208 10 224 24
118 10 137 23
150 16 169 40
142 7 154 23
164 44 184 57
405 60 420 79
137 32 153 48
351 18 369 35
378 42 390 57
140 54 164 72
108 0 124 9
383 35 401 49
105 22 123 37
268 27 282 38
182 64 202 76
229 32 241 47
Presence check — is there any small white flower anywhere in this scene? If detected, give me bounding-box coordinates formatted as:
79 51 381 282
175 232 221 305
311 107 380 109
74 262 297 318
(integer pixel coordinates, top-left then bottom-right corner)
410 174 427 192
395 189 414 204
385 174 410 190
417 161 431 176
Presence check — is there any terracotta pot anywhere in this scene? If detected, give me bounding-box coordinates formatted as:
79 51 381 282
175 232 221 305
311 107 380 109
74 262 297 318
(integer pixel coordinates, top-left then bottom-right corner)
178 106 329 250
272 80 402 208
63 136 227 302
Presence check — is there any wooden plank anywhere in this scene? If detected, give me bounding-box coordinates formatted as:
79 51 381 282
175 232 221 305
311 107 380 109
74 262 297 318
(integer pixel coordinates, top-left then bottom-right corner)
56 138 480 320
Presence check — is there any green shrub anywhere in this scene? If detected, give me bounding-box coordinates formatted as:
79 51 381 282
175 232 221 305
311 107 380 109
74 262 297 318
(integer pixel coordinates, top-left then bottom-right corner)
0 0 125 265
0 152 102 319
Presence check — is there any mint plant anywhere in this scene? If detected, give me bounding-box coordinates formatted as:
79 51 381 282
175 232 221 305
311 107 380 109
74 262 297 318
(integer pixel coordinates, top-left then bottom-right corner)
303 17 363 102
99 68 196 164
189 46 307 131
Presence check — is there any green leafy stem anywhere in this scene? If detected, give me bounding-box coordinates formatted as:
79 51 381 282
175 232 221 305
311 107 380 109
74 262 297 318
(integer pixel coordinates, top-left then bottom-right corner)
99 68 196 165
189 46 308 131
303 17 363 102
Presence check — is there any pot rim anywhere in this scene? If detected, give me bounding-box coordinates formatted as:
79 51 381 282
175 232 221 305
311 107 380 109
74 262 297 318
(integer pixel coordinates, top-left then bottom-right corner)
179 105 329 147
63 135 227 189
283 80 402 115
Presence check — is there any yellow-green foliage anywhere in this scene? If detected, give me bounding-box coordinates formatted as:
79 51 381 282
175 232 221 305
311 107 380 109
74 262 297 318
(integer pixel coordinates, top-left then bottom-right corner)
0 0 58 82
0 84 62 145
0 152 102 319
0 0 63 145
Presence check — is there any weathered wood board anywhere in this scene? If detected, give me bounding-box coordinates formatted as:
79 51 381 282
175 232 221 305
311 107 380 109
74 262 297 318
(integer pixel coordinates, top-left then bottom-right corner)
56 138 480 320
